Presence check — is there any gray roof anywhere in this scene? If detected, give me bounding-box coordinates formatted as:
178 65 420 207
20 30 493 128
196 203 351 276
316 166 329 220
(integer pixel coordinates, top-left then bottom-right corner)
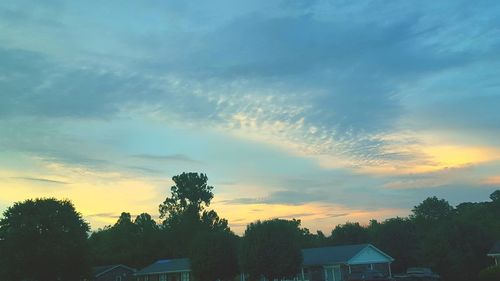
135 258 191 276
302 244 392 266
488 240 500 255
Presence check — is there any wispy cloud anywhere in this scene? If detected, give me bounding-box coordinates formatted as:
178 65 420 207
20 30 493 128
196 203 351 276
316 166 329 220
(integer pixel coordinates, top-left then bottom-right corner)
131 154 201 164
272 212 317 220
0 0 499 232
325 213 350 218
11 176 69 185
222 190 327 206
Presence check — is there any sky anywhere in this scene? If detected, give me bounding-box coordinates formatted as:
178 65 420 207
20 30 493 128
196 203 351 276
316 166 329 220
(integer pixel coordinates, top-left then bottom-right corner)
1 0 499 234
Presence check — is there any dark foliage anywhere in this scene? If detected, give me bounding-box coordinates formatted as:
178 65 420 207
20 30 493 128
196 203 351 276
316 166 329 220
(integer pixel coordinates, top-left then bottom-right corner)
89 212 166 269
88 173 230 268
240 219 303 280
189 230 240 281
0 198 90 281
368 217 418 273
330 222 370 245
159 172 214 222
158 172 229 257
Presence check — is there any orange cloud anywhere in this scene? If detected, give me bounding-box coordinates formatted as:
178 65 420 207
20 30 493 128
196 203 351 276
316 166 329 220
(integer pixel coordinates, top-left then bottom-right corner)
482 176 500 185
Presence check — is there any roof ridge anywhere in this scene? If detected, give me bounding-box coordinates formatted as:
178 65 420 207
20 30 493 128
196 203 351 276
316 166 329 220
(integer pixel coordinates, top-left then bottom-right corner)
94 264 136 277
302 243 370 250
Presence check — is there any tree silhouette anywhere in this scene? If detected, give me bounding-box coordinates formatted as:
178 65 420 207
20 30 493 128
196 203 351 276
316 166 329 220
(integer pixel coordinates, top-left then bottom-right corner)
189 230 239 281
330 222 370 245
159 172 214 222
411 196 454 223
0 198 90 281
159 172 229 257
240 219 303 281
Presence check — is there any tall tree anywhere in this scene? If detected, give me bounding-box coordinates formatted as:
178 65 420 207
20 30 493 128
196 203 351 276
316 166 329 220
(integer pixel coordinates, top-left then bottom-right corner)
158 172 229 256
159 172 214 222
240 219 303 281
0 198 90 281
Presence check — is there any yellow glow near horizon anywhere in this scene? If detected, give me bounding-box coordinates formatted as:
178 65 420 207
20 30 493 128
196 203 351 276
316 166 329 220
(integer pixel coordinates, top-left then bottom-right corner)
0 165 168 229
422 145 499 170
1 163 410 234
0 180 163 223
212 199 409 234
359 144 500 176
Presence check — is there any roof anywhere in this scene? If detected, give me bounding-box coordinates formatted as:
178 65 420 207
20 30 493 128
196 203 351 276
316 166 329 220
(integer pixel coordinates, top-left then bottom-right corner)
135 258 191 276
92 264 136 277
488 240 500 255
302 244 393 266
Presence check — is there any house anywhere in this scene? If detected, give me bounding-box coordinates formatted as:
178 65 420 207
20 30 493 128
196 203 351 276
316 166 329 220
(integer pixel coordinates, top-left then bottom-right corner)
92 264 136 281
137 244 393 281
487 240 500 266
300 244 394 281
135 258 191 281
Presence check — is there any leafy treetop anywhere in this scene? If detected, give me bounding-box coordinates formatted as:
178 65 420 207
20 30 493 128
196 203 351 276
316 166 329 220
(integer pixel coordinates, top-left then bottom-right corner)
159 172 214 220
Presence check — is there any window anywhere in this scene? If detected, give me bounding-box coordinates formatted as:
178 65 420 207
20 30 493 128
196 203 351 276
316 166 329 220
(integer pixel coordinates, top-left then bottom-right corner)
160 274 167 281
182 272 190 281
116 277 122 281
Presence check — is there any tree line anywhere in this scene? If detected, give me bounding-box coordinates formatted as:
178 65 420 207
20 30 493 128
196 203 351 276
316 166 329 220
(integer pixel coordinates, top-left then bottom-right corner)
0 172 499 281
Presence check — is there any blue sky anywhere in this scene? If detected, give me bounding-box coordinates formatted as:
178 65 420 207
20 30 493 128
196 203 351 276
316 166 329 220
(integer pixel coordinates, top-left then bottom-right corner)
1 0 499 233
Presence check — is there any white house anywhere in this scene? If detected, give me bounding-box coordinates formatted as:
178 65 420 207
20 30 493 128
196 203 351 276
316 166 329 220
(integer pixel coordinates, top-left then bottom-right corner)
300 244 394 281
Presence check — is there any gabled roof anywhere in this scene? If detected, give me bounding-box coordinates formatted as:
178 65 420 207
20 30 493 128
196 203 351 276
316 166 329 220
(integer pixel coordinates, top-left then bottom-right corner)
92 264 136 277
135 258 191 276
488 240 500 256
302 244 393 266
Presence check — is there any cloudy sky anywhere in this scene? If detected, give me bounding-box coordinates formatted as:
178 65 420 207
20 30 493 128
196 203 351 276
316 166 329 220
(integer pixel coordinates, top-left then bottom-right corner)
1 0 499 233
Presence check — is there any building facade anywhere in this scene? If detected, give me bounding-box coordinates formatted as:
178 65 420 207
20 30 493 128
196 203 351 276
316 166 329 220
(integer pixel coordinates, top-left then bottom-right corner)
298 244 393 281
